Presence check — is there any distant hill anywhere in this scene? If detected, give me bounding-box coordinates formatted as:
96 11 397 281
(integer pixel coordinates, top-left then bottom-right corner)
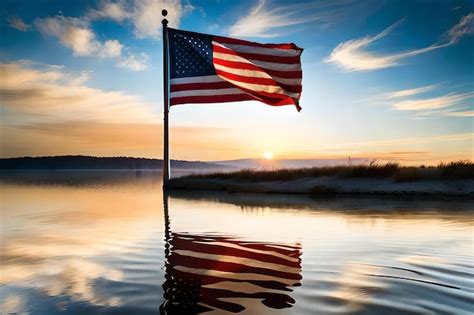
212 158 371 169
0 156 233 170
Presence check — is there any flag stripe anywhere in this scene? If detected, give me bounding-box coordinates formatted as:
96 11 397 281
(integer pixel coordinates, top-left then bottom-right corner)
214 35 303 51
214 68 302 93
212 58 302 78
173 233 302 253
173 266 299 286
169 268 294 291
170 237 300 267
170 253 302 280
215 74 301 99
213 52 301 71
213 44 301 64
214 63 302 86
174 249 301 274
171 88 243 98
170 81 234 92
170 94 254 105
214 42 302 57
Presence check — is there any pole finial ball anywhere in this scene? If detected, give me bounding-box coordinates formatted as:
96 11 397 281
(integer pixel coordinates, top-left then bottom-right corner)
162 9 168 16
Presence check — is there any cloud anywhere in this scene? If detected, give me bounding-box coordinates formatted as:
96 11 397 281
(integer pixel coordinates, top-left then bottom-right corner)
88 0 194 39
392 92 474 110
8 16 30 31
326 13 474 71
88 0 129 22
117 53 149 71
228 0 357 38
364 84 473 117
35 15 147 71
439 110 473 117
381 85 438 99
446 13 474 43
229 0 318 38
68 70 92 86
99 40 123 58
35 16 103 57
0 61 156 124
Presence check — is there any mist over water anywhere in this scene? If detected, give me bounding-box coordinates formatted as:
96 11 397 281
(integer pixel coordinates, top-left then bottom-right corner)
1 171 473 314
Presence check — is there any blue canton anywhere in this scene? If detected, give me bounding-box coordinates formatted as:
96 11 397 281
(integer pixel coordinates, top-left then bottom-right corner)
168 29 216 79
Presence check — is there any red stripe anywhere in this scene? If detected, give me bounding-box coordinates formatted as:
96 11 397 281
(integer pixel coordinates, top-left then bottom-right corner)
170 237 301 268
213 58 302 79
170 81 233 92
234 84 300 103
215 69 302 93
170 94 254 105
214 35 303 51
170 253 302 280
173 233 302 255
213 45 301 64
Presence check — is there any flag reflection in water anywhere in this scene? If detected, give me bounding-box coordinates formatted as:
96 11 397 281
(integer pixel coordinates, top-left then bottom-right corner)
160 197 302 314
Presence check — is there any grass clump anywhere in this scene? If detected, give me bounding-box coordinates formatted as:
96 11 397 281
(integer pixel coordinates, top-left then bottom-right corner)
177 160 473 182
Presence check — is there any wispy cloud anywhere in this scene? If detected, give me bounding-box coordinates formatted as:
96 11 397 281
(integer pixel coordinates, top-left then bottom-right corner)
439 110 474 117
381 85 438 99
326 13 474 71
0 61 156 123
229 0 319 38
8 16 30 31
87 0 194 39
363 84 473 117
117 53 150 71
392 92 473 111
35 15 125 61
35 15 147 71
228 0 362 38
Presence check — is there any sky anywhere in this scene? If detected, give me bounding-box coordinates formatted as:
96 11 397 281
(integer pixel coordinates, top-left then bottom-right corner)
1 0 473 164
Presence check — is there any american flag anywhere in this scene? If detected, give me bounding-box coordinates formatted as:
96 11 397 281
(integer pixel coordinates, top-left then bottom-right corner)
168 28 303 111
160 232 302 314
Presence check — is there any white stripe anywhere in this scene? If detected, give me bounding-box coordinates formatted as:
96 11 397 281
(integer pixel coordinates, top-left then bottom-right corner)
213 52 301 71
173 266 299 286
214 63 302 86
216 75 300 99
213 41 301 57
197 241 300 263
170 75 223 85
174 249 301 274
171 88 244 98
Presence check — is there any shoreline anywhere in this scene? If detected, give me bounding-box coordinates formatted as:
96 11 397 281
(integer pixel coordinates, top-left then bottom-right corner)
167 176 474 197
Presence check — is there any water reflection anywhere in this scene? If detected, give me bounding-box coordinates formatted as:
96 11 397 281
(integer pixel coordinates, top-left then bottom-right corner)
1 171 473 314
161 194 302 314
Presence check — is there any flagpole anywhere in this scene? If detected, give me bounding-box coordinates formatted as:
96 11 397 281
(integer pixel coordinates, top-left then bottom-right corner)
162 10 170 187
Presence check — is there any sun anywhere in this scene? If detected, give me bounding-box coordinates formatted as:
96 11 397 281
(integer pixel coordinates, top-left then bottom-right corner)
264 151 273 160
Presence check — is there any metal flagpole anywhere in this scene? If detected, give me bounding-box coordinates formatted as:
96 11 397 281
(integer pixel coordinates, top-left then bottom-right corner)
162 10 170 187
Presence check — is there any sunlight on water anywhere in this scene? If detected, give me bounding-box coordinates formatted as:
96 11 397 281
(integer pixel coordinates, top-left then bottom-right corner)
1 171 473 314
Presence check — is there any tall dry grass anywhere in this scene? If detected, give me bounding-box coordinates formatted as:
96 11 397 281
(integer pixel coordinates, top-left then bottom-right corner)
180 161 473 182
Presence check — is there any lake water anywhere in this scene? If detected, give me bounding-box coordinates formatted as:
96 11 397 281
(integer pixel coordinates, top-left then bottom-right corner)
1 171 473 314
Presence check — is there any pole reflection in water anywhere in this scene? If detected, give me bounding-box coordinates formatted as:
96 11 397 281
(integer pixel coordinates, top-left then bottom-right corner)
160 193 302 314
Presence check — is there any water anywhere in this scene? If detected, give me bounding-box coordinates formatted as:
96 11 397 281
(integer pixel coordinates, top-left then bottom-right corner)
1 171 473 314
